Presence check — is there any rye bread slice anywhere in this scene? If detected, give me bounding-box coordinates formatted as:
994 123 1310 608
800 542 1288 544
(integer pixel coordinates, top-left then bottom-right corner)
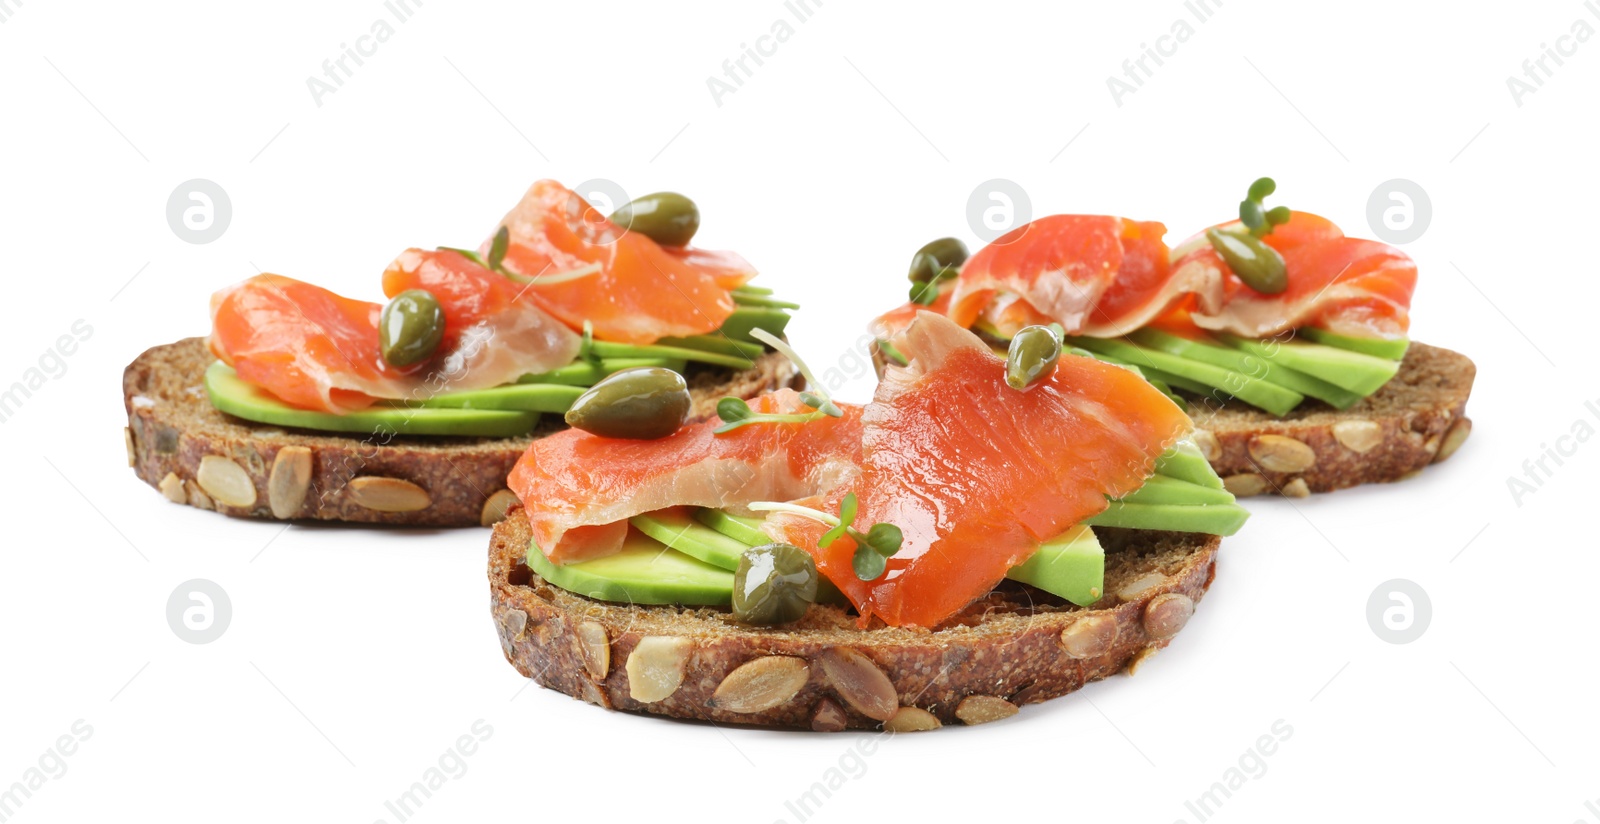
123 337 798 527
489 507 1220 730
1184 342 1475 497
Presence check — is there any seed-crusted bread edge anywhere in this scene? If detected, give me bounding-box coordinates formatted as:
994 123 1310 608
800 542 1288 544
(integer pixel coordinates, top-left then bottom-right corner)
489 507 1221 730
1185 342 1475 497
123 337 799 527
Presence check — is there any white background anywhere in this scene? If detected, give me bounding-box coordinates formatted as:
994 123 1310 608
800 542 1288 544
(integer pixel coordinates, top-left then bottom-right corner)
2 0 1596 821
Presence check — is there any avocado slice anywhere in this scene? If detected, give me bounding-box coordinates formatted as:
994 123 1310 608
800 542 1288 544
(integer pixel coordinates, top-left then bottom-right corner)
1214 334 1400 396
1155 439 1225 490
729 292 801 310
1128 328 1364 410
629 508 751 571
1066 336 1305 416
587 340 755 371
1083 501 1250 536
1005 525 1105 607
396 383 585 413
526 531 732 606
1298 327 1410 360
717 307 792 345
1114 474 1237 507
654 335 766 359
205 362 540 437
695 507 773 546
520 357 685 386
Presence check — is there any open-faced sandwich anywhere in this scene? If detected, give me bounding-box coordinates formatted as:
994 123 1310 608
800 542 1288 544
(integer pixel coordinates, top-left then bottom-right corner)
123 181 800 526
489 311 1248 730
873 178 1476 497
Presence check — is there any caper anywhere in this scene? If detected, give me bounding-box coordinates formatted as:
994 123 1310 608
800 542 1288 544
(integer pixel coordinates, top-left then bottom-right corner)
379 289 445 367
1206 228 1288 295
1005 325 1062 391
732 542 818 626
609 192 700 247
563 367 692 440
907 237 969 283
1247 177 1276 202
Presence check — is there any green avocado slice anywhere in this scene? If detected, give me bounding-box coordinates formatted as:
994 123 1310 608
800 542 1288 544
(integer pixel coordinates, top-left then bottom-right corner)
1083 501 1251 536
630 509 751 571
1005 525 1105 607
1114 474 1237 507
1128 328 1364 410
395 383 585 413
1154 439 1226 489
695 508 773 546
526 531 732 606
1298 327 1410 360
1066 336 1305 416
519 357 685 386
717 307 792 344
653 335 766 359
1214 334 1400 396
205 362 540 437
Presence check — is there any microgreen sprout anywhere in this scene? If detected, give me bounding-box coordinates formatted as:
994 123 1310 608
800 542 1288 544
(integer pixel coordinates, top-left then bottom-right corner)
712 329 843 434
748 493 903 581
488 225 510 270
577 320 603 366
1238 177 1291 238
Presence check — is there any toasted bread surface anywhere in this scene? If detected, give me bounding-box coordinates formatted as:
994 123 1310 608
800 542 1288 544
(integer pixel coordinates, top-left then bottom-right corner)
123 337 797 526
489 507 1220 730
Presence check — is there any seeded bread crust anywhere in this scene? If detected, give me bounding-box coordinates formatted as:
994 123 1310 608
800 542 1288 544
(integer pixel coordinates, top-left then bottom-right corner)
1185 342 1475 497
489 507 1220 730
123 337 798 527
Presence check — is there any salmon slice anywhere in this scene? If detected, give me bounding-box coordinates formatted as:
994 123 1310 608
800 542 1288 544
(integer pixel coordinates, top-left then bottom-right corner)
663 246 758 291
946 215 1134 332
768 312 1192 628
487 180 738 344
1076 219 1225 337
508 390 863 564
210 267 580 413
1185 212 1417 339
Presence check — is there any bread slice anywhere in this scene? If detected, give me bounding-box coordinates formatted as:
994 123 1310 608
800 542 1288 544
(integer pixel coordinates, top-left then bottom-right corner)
1186 342 1475 497
489 506 1220 730
123 337 798 527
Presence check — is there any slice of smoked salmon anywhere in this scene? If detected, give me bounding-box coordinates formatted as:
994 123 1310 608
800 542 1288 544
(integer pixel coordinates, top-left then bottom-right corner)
508 390 863 564
663 246 757 291
211 264 580 413
1188 212 1417 339
211 274 391 413
768 311 1192 628
488 180 737 345
946 215 1130 332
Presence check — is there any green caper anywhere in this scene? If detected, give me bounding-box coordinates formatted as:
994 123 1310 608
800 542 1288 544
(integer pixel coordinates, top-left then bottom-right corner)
907 237 969 283
609 192 700 247
1005 325 1062 391
563 367 691 439
379 289 445 367
1247 177 1276 202
1206 228 1288 295
733 542 818 626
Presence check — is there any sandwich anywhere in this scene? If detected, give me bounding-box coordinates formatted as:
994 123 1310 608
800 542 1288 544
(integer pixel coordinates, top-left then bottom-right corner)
489 311 1247 729
873 178 1476 497
123 180 799 526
